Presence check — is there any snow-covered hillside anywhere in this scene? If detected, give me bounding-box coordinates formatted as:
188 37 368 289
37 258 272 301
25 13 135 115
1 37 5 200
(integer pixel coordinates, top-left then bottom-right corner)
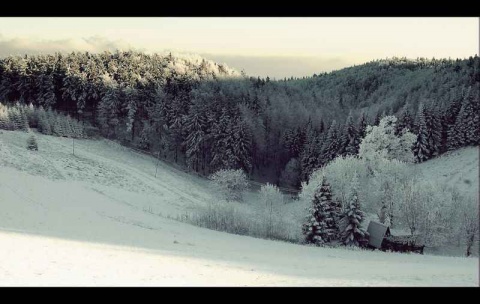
416 146 478 199
0 130 478 286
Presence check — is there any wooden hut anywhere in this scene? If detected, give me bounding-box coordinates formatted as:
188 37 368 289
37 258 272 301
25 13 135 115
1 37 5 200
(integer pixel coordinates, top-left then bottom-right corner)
367 221 391 249
366 221 425 254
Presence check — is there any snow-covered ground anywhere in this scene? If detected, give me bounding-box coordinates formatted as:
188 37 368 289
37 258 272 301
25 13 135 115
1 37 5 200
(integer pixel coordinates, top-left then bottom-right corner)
416 146 478 200
0 130 478 286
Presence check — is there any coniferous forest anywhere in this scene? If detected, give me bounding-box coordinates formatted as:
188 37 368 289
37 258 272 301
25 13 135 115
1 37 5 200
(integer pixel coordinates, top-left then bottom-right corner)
0 51 479 187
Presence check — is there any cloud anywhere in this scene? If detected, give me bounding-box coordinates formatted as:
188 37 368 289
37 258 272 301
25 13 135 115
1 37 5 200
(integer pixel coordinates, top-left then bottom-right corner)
0 34 135 57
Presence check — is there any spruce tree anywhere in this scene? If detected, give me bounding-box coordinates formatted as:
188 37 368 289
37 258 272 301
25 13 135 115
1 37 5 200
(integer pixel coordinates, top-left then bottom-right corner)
52 114 65 137
341 114 360 156
357 111 368 141
424 102 442 158
0 104 10 130
413 103 430 162
302 176 340 245
233 119 252 173
462 87 480 146
340 175 368 247
320 120 340 166
395 103 414 135
26 134 38 151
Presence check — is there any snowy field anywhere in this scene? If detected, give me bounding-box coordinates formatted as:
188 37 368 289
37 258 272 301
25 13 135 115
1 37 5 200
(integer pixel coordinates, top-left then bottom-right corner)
0 130 478 286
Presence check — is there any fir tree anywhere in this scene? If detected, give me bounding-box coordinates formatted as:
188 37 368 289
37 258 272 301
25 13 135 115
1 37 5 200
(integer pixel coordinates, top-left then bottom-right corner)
302 176 341 245
52 114 66 137
0 104 10 130
26 134 38 151
395 103 414 135
413 103 430 162
339 175 368 247
357 111 368 141
341 114 360 156
320 120 340 166
422 102 442 158
233 119 253 173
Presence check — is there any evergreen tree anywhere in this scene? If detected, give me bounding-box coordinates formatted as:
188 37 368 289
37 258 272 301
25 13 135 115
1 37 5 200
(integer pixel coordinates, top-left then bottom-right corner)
339 175 368 247
302 176 341 245
413 103 430 162
424 102 442 158
0 104 10 130
300 124 322 181
395 103 414 135
63 115 74 137
26 134 38 151
320 120 340 166
52 114 66 137
357 111 368 141
341 114 360 156
184 105 207 172
461 87 480 146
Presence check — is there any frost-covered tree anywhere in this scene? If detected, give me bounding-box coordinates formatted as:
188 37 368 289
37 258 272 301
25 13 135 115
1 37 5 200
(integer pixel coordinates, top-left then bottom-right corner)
0 103 10 130
260 183 284 238
320 120 340 166
37 107 52 135
423 102 442 158
339 175 368 247
357 111 368 141
359 115 416 164
184 105 207 172
341 114 360 156
52 114 66 137
395 103 414 135
455 196 479 257
232 119 252 173
209 169 249 202
302 176 341 245
413 103 430 162
300 125 322 181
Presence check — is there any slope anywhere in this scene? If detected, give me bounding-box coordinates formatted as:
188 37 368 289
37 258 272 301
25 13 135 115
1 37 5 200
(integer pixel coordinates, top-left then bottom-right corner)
0 130 477 286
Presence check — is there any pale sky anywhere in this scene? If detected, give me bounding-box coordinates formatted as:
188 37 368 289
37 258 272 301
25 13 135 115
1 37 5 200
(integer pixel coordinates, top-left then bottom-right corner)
0 17 478 78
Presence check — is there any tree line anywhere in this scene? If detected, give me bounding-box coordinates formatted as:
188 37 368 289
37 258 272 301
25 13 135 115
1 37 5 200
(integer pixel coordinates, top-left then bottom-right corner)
0 51 478 186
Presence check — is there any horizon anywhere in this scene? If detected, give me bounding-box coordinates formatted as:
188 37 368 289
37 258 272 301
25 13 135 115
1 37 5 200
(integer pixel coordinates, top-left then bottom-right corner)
0 17 477 78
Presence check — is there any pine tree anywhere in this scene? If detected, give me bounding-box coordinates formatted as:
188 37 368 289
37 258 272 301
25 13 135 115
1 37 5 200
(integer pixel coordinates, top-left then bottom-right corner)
26 134 38 151
320 120 340 166
462 87 480 146
423 102 442 158
357 111 368 141
233 119 252 173
38 108 53 135
7 107 20 130
341 114 360 156
300 125 322 181
52 114 65 137
413 103 430 162
395 103 414 135
63 115 74 137
302 176 341 245
184 106 206 172
339 175 368 247
0 103 10 130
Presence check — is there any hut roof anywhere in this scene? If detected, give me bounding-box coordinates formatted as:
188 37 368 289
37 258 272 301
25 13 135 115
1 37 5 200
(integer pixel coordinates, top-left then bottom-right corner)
367 221 391 248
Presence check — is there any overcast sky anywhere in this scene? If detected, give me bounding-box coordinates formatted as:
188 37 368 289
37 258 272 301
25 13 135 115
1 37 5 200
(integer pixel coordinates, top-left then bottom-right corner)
0 17 477 78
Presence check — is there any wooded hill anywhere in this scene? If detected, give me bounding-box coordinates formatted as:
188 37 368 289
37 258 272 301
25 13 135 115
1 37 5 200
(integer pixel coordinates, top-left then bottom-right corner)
0 51 478 186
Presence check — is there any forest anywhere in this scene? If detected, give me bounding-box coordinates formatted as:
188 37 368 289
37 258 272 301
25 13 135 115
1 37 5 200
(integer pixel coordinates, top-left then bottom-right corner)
0 51 479 187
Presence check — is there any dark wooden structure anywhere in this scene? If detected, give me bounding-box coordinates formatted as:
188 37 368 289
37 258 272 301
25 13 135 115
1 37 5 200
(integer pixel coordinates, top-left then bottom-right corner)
366 221 425 254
